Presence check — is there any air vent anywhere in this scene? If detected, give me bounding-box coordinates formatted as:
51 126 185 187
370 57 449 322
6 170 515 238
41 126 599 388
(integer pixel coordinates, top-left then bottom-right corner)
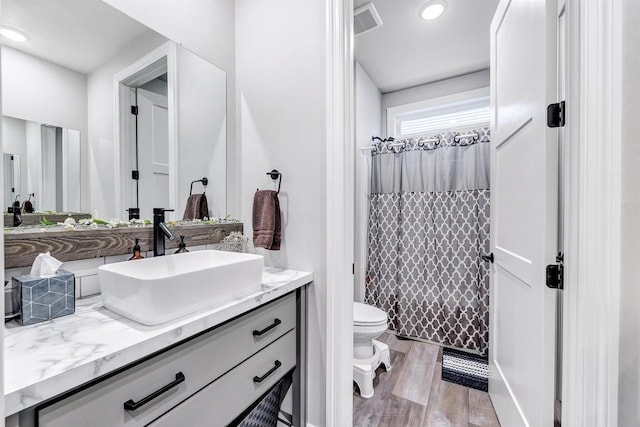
354 2 383 36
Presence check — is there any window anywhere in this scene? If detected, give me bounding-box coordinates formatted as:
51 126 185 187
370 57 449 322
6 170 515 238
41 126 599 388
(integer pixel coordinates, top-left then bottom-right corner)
387 87 491 138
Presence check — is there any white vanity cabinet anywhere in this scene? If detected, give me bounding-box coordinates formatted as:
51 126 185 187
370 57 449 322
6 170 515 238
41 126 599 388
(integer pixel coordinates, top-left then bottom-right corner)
35 293 298 427
149 331 296 427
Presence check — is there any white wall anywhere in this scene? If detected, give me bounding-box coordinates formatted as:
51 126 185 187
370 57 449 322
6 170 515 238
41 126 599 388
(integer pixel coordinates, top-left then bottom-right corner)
86 31 168 219
619 0 640 424
236 1 327 425
381 69 490 136
0 46 89 211
101 0 239 216
354 62 381 303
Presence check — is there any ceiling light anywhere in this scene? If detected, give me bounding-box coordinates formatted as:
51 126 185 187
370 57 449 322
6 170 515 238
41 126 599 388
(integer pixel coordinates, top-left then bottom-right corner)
0 26 28 42
420 1 447 21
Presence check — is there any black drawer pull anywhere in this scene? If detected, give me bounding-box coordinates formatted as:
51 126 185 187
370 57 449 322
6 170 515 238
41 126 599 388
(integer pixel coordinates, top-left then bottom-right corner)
123 372 185 411
252 318 281 336
253 360 282 383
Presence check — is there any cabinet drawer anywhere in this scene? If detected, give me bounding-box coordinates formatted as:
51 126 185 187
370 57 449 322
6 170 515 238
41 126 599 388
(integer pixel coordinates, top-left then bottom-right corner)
37 293 296 427
149 330 296 427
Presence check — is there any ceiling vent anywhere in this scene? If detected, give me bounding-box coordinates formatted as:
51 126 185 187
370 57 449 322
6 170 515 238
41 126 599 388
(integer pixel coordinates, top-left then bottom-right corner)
354 2 383 36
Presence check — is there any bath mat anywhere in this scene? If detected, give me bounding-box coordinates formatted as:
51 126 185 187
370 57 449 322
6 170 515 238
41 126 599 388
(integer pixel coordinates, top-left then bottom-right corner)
441 348 489 392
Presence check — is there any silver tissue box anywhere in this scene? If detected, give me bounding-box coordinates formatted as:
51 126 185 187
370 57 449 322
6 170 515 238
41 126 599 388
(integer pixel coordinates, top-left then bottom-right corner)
11 269 75 326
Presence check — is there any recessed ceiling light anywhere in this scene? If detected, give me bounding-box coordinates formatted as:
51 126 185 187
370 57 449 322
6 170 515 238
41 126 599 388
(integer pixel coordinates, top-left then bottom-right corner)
420 0 447 21
0 26 28 42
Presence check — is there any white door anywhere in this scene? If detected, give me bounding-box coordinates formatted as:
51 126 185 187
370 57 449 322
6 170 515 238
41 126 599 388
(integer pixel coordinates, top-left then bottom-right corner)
137 87 169 221
489 0 558 426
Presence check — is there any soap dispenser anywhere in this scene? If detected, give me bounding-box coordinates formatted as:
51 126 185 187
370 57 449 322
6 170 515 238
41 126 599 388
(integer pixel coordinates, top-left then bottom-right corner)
175 236 189 254
129 239 145 260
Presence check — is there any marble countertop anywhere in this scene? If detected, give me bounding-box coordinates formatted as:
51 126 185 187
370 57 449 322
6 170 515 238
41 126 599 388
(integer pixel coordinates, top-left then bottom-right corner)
4 267 312 416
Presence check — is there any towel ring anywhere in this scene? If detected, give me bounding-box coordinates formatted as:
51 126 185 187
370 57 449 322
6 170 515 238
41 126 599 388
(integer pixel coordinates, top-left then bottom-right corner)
266 170 282 195
189 177 208 196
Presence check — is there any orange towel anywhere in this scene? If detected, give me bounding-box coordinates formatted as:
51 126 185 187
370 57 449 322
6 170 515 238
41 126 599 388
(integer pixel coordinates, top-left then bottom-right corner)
252 190 281 250
183 194 209 220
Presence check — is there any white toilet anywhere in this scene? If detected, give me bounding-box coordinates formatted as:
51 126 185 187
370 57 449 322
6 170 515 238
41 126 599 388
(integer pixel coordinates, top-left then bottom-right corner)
353 302 391 398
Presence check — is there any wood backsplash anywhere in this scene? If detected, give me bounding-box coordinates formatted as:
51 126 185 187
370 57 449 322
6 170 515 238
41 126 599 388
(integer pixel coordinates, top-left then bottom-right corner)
4 223 243 268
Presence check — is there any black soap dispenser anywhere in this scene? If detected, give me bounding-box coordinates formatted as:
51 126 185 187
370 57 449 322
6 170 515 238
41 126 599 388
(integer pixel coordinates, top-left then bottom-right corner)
175 236 189 254
129 239 145 260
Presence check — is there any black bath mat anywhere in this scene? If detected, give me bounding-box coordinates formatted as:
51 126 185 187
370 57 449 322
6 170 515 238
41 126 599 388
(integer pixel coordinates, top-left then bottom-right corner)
441 347 489 392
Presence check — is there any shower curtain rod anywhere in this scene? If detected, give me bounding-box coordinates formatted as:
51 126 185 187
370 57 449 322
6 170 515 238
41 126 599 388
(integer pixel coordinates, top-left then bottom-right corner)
361 130 481 152
361 136 440 151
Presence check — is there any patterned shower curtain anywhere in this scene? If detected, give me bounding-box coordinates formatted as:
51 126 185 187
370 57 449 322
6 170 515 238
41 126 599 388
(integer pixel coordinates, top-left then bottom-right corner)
365 127 491 356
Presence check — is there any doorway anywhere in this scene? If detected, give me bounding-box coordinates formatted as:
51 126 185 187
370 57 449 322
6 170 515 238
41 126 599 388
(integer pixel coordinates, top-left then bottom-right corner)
354 1 562 425
326 0 626 425
114 42 178 222
352 1 499 425
134 76 170 221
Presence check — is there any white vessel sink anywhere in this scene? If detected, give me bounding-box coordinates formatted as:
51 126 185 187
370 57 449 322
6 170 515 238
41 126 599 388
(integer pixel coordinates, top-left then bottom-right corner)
98 250 264 325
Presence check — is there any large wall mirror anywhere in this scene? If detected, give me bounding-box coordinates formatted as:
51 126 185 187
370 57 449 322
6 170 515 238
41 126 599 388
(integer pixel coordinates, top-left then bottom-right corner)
1 0 227 224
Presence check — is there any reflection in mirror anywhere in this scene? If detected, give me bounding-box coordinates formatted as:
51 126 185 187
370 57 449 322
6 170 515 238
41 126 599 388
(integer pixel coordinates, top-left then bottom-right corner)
1 0 227 223
2 116 81 213
115 45 227 221
3 152 20 210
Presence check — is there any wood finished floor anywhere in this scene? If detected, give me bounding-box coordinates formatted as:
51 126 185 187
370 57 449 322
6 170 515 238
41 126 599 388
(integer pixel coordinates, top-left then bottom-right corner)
353 332 501 427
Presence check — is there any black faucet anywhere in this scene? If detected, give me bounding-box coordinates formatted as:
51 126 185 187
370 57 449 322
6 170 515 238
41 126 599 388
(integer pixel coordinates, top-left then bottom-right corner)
10 196 21 227
153 208 175 256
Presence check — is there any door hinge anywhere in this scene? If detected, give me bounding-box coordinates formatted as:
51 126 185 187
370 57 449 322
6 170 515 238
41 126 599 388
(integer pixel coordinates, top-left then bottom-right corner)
131 170 139 180
546 252 564 289
547 101 565 128
352 263 355 275
131 105 139 115
481 253 494 264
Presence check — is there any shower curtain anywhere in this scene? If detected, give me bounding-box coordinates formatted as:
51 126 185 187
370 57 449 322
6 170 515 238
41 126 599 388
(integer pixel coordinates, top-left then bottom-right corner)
365 127 491 356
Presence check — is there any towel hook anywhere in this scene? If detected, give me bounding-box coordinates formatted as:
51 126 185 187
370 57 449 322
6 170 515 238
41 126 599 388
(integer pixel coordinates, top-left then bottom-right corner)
266 170 282 195
189 177 208 196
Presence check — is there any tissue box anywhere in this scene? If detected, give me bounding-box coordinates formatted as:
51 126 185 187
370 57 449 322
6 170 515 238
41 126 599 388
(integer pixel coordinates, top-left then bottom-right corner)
11 270 75 326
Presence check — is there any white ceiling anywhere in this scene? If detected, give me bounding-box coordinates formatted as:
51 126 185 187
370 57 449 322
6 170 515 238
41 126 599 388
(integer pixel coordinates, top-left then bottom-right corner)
1 0 155 74
355 0 499 93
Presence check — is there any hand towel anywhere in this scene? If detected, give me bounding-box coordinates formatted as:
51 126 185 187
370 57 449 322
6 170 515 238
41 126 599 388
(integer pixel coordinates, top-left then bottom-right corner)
252 190 281 250
183 193 209 220
21 200 34 213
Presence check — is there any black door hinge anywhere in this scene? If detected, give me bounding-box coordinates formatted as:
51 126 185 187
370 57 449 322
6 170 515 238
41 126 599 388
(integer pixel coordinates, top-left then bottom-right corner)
131 105 139 115
352 263 355 275
546 252 564 289
547 101 565 128
481 253 494 264
131 170 139 180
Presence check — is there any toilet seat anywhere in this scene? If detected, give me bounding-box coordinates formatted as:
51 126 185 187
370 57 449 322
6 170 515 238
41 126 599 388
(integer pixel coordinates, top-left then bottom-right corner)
354 302 387 326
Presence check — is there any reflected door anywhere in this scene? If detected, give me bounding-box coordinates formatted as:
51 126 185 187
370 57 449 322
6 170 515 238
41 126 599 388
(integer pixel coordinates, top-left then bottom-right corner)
137 86 169 221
